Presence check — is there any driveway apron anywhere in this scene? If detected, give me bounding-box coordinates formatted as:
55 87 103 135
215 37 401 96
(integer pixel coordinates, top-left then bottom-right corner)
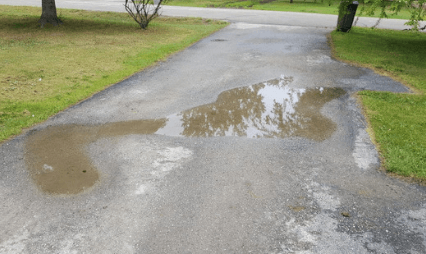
0 5 426 254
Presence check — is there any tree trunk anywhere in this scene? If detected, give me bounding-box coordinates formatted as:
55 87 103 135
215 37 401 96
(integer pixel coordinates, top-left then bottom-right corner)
39 0 63 27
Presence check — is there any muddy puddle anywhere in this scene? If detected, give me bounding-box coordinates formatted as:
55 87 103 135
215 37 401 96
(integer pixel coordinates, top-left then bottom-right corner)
25 120 166 195
25 77 345 195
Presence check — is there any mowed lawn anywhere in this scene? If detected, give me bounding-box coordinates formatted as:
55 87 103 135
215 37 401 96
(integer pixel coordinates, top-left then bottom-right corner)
0 6 227 142
331 27 426 182
166 0 415 20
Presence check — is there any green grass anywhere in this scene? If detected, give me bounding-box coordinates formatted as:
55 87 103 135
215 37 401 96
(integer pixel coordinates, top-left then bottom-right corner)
0 6 228 142
359 92 426 179
331 27 426 180
166 0 415 20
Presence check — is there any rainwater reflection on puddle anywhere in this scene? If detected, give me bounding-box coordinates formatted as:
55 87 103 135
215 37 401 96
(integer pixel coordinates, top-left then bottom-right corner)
156 77 345 140
25 77 345 195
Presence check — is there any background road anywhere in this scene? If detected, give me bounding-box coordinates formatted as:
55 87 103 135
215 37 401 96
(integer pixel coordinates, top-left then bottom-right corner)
1 0 425 30
1 2 426 254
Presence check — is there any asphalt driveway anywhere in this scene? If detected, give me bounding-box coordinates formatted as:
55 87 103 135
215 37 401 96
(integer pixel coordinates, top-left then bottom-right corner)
1 2 425 254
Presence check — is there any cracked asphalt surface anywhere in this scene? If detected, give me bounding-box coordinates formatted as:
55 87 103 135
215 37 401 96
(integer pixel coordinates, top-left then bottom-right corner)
1 2 426 253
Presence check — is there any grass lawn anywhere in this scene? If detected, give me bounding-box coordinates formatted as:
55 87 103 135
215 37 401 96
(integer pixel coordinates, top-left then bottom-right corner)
0 6 227 142
330 27 426 181
166 0 415 20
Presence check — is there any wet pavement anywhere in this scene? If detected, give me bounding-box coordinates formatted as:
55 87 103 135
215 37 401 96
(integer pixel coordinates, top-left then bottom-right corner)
1 6 426 254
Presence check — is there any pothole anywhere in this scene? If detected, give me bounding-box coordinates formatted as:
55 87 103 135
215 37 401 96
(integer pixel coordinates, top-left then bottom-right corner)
25 77 345 195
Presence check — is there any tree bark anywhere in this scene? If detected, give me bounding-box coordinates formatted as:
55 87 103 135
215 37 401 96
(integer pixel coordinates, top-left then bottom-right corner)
39 0 63 27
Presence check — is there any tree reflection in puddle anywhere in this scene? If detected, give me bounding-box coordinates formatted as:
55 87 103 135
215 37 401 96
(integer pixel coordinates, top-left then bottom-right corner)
156 77 345 141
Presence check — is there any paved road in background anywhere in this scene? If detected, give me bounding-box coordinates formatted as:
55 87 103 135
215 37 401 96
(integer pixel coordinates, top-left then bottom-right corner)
1 1 426 254
1 0 425 30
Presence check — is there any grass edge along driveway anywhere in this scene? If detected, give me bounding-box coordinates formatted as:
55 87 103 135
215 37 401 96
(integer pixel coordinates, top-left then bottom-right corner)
330 27 426 183
0 6 228 143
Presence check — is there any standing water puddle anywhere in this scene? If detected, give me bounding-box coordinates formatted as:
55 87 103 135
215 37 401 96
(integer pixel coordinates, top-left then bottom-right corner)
25 77 345 194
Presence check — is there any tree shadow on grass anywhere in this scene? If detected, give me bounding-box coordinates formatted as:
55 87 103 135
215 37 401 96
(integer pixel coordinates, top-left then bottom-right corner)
348 29 426 62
